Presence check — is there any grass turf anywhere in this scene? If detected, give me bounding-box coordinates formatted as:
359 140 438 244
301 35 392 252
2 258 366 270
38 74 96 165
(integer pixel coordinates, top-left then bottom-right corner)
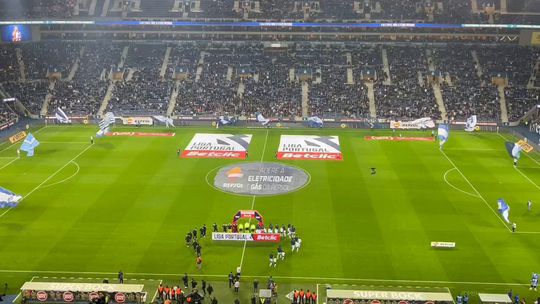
0 125 539 302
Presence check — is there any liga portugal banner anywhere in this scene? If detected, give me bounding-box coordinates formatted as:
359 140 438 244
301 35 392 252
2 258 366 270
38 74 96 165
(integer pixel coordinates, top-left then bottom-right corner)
182 133 252 159
277 135 343 160
211 232 280 243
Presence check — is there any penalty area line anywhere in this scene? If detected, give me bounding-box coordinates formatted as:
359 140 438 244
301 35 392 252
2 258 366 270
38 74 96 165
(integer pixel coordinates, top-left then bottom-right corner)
0 144 94 219
440 149 512 232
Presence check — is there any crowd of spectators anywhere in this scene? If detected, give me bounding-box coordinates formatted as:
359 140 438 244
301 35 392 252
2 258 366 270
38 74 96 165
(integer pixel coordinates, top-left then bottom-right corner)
477 46 540 87
0 0 75 19
443 86 500 121
505 87 540 122
0 101 17 126
0 45 20 83
2 80 48 115
0 41 538 122
22 42 80 80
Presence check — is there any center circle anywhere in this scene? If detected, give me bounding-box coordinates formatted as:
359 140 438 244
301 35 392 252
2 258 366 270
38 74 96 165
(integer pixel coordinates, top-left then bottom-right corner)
212 162 310 196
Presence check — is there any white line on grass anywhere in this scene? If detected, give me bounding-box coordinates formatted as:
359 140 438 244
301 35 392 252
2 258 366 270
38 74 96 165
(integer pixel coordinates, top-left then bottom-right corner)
40 161 80 189
0 144 94 219
0 269 533 287
239 129 269 270
513 166 540 190
442 168 480 198
0 156 19 171
440 149 512 232
151 279 163 302
40 141 89 144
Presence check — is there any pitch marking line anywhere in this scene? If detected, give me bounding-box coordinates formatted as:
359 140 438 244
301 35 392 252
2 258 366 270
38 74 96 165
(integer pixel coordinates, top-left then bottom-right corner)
40 161 81 189
239 129 269 270
443 168 480 198
440 149 512 232
0 144 94 219
151 279 163 302
0 269 532 287
513 166 540 191
0 156 19 171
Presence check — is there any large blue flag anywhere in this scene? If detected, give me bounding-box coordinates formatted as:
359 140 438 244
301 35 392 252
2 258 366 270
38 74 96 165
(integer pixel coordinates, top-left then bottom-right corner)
0 186 22 208
256 113 270 126
497 198 510 223
20 133 40 157
437 124 449 148
96 112 115 137
307 116 323 128
55 107 71 124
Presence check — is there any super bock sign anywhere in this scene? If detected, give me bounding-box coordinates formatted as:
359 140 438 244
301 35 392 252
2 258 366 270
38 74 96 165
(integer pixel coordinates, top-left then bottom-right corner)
213 162 309 196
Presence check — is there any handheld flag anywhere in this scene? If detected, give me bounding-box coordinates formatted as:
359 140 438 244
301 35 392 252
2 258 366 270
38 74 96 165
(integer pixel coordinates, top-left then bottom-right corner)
505 141 522 165
256 113 270 126
96 112 115 137
55 107 71 124
0 186 22 208
497 198 510 223
437 124 449 148
153 115 175 128
20 133 40 157
307 116 323 128
217 115 236 128
464 115 477 132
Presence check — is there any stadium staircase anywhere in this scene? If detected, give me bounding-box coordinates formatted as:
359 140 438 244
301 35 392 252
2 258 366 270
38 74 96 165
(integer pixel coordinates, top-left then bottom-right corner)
125 69 135 81
40 81 56 117
498 86 509 123
289 68 295 82
381 48 392 85
527 57 540 89
98 82 115 116
346 52 354 84
347 68 354 84
118 46 129 69
101 0 110 16
471 0 479 13
500 0 507 12
227 67 233 81
366 82 377 119
237 81 245 107
471 50 484 80
160 47 172 79
15 48 26 81
66 47 85 81
301 82 309 117
432 83 448 121
195 52 207 82
166 81 180 116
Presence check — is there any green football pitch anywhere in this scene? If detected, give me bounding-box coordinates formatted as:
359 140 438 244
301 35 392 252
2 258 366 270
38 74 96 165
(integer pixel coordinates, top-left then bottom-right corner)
0 125 539 301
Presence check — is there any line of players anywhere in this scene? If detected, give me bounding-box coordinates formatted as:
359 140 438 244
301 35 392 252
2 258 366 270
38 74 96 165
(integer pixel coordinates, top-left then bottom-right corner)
185 225 208 257
269 237 302 267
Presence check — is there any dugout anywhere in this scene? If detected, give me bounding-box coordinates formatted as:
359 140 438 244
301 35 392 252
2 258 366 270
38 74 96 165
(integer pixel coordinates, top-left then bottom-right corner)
20 282 147 304
326 289 454 304
478 293 513 304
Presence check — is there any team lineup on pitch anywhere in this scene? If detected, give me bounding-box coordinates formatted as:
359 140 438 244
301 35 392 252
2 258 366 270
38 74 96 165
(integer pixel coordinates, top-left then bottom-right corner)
0 125 540 302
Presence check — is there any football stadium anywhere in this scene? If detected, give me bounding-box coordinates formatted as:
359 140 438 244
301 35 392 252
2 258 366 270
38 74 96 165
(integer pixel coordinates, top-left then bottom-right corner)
1 1 540 304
